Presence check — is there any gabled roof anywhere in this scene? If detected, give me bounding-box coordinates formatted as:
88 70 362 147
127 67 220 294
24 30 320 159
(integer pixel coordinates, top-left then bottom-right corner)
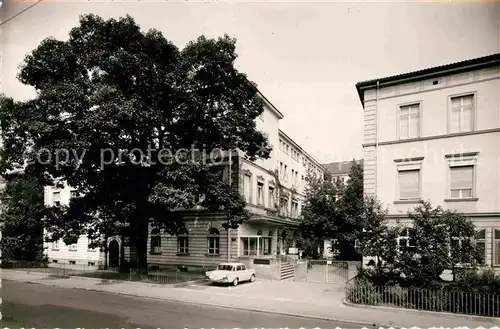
322 159 363 176
355 53 500 107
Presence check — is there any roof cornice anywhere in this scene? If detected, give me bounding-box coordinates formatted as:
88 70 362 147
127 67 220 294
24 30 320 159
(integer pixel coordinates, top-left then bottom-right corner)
355 53 500 108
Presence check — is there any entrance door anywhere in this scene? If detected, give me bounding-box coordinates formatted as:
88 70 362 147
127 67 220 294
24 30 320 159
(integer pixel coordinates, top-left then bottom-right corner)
108 240 119 268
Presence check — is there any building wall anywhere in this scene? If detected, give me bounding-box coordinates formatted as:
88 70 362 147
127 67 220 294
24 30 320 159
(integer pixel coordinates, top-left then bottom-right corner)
146 215 230 268
42 184 103 266
378 133 500 215
252 101 281 176
360 63 500 268
362 67 500 197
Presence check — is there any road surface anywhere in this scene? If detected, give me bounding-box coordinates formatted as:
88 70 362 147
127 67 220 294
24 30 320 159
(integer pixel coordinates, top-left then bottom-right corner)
2 280 366 329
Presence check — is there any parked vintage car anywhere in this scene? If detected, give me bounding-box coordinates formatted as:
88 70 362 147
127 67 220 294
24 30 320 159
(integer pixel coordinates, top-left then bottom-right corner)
205 262 256 286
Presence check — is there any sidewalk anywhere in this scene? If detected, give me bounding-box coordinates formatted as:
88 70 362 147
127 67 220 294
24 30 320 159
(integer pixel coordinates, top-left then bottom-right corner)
2 270 498 328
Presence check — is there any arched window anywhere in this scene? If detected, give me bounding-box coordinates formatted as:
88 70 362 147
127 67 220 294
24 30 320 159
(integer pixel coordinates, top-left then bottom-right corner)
257 229 262 236
150 228 162 254
177 227 189 254
268 231 273 237
207 228 220 255
475 229 486 265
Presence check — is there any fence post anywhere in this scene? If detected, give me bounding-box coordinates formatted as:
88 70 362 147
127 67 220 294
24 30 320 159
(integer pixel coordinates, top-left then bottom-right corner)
325 261 328 283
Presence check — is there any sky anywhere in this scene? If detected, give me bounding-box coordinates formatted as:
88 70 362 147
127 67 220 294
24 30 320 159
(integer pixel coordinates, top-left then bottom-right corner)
1 0 499 164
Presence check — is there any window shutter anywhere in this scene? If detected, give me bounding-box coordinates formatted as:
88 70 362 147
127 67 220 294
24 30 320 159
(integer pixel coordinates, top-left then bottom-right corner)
450 166 473 190
399 170 419 199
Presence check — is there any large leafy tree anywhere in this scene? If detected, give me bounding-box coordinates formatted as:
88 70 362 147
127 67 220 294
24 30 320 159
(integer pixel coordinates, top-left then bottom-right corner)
0 14 271 272
0 170 46 262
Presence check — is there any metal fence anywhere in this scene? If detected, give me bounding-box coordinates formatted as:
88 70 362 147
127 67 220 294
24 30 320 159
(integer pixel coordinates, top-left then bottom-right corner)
2 260 207 285
345 283 500 318
294 259 361 284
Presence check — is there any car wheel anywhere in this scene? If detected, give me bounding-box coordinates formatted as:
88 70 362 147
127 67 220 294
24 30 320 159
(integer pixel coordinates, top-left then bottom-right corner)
250 274 255 282
232 278 239 286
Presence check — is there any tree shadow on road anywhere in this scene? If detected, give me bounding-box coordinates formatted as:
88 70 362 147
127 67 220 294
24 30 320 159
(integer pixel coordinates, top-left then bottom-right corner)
2 301 153 329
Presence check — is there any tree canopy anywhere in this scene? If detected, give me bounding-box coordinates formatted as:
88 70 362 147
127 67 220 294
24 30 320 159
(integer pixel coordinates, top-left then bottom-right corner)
0 14 271 271
299 160 364 260
0 171 46 262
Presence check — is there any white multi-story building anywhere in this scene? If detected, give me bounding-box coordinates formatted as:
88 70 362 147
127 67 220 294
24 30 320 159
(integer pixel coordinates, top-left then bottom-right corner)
356 53 500 267
45 90 325 278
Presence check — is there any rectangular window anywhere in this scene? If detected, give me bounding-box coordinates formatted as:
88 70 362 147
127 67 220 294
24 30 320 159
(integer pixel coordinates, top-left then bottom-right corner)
494 229 500 266
268 187 275 208
243 174 252 203
88 262 95 267
178 236 189 254
87 240 97 252
475 229 486 265
257 182 264 206
450 94 474 133
450 165 474 199
241 237 258 256
70 190 77 199
69 260 76 265
286 145 289 154
398 169 420 200
53 191 61 206
207 235 220 255
279 162 283 178
151 235 161 254
259 237 272 255
284 165 288 182
399 104 420 139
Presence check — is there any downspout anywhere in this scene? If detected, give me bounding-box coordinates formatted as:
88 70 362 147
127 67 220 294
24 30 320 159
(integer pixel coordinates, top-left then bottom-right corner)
375 81 380 196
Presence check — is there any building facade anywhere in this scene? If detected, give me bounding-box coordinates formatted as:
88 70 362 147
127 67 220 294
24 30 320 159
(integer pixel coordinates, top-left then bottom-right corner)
323 160 363 184
44 91 325 278
356 53 500 268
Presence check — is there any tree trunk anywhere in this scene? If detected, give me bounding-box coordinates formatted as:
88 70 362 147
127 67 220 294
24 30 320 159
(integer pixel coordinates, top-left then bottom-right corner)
103 233 108 269
134 221 149 276
120 234 125 270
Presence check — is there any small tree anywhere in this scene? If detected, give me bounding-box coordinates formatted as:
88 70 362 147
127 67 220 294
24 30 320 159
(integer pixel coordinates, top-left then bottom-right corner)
337 160 364 260
356 195 400 285
299 171 339 258
397 202 481 287
0 171 46 262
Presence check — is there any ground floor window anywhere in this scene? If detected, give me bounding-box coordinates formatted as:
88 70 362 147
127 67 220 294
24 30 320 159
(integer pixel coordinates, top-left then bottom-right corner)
207 228 220 255
178 236 189 254
494 229 500 266
240 236 272 256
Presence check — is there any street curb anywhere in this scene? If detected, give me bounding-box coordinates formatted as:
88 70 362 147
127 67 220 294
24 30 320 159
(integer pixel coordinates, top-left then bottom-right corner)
342 299 498 324
7 278 381 328
68 274 206 287
4 270 205 288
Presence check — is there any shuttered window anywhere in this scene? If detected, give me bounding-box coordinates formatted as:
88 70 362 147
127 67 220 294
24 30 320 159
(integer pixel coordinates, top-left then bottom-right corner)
450 166 473 198
398 169 420 200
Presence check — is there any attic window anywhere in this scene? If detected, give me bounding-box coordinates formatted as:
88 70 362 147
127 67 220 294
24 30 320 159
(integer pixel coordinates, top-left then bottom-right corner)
432 80 439 85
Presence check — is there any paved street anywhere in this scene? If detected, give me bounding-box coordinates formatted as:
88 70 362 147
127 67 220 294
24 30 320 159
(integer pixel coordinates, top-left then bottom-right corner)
3 280 364 329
